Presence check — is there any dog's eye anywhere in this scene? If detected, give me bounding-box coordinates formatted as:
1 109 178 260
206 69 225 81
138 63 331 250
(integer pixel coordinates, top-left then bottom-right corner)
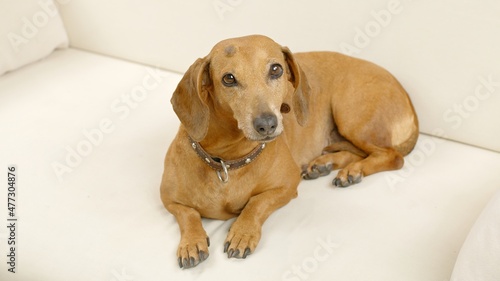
269 64 283 79
222 73 237 87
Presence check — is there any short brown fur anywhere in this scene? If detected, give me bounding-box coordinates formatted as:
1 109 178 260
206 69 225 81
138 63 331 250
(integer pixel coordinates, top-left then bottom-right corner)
160 35 418 268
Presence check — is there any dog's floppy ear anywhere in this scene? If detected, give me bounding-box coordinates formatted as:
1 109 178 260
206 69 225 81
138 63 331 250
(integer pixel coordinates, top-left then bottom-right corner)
171 57 211 141
282 46 310 126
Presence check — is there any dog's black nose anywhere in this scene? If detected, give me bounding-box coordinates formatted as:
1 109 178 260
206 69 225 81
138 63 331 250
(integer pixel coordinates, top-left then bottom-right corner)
253 113 278 136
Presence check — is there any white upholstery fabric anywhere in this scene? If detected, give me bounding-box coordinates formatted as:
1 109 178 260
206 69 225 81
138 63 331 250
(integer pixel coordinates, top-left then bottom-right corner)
0 0 68 76
1 49 500 281
451 190 500 281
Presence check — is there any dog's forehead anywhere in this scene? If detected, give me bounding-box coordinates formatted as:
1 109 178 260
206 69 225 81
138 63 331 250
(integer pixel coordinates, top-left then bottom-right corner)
210 36 284 69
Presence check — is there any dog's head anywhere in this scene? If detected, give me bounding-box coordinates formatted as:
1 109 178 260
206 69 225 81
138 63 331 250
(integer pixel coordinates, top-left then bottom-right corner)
171 35 310 142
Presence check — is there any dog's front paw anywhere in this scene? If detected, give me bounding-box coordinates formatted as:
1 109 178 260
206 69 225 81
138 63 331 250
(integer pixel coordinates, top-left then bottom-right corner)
224 221 261 259
177 236 210 269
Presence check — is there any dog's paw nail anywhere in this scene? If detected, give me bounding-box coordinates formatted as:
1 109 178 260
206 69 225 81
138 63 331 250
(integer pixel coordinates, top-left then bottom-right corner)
333 178 346 187
178 257 183 268
232 249 240 258
199 250 208 262
206 237 210 247
333 178 339 186
223 241 230 253
227 248 234 258
189 257 195 267
243 247 251 259
182 258 189 268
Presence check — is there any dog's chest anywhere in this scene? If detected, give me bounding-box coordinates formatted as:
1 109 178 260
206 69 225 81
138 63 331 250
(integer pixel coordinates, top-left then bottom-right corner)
194 178 253 219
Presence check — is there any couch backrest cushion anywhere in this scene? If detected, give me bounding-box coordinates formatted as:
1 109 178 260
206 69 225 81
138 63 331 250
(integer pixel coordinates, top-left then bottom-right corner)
0 0 68 76
57 0 500 152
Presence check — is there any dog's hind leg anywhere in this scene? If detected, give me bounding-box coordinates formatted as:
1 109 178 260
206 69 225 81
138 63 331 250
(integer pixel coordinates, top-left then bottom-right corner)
302 150 363 180
301 140 404 187
332 146 404 187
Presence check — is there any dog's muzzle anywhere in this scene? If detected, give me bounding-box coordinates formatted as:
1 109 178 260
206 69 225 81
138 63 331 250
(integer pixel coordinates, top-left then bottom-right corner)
253 112 278 137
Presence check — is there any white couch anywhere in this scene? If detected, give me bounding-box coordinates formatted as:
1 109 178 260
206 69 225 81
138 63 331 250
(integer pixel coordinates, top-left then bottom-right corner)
1 1 500 280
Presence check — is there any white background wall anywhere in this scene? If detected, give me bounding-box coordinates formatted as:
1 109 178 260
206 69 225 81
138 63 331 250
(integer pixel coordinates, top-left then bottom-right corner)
57 0 500 152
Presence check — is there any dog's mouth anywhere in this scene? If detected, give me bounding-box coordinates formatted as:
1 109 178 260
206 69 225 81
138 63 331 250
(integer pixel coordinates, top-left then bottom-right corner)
246 132 281 143
261 135 278 142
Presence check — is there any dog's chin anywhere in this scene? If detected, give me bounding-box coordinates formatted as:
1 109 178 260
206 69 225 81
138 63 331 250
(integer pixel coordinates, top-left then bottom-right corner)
246 132 281 143
259 136 278 143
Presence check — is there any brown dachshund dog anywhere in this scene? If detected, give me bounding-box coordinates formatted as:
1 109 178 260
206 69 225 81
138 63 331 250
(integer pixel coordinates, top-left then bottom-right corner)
160 35 418 268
